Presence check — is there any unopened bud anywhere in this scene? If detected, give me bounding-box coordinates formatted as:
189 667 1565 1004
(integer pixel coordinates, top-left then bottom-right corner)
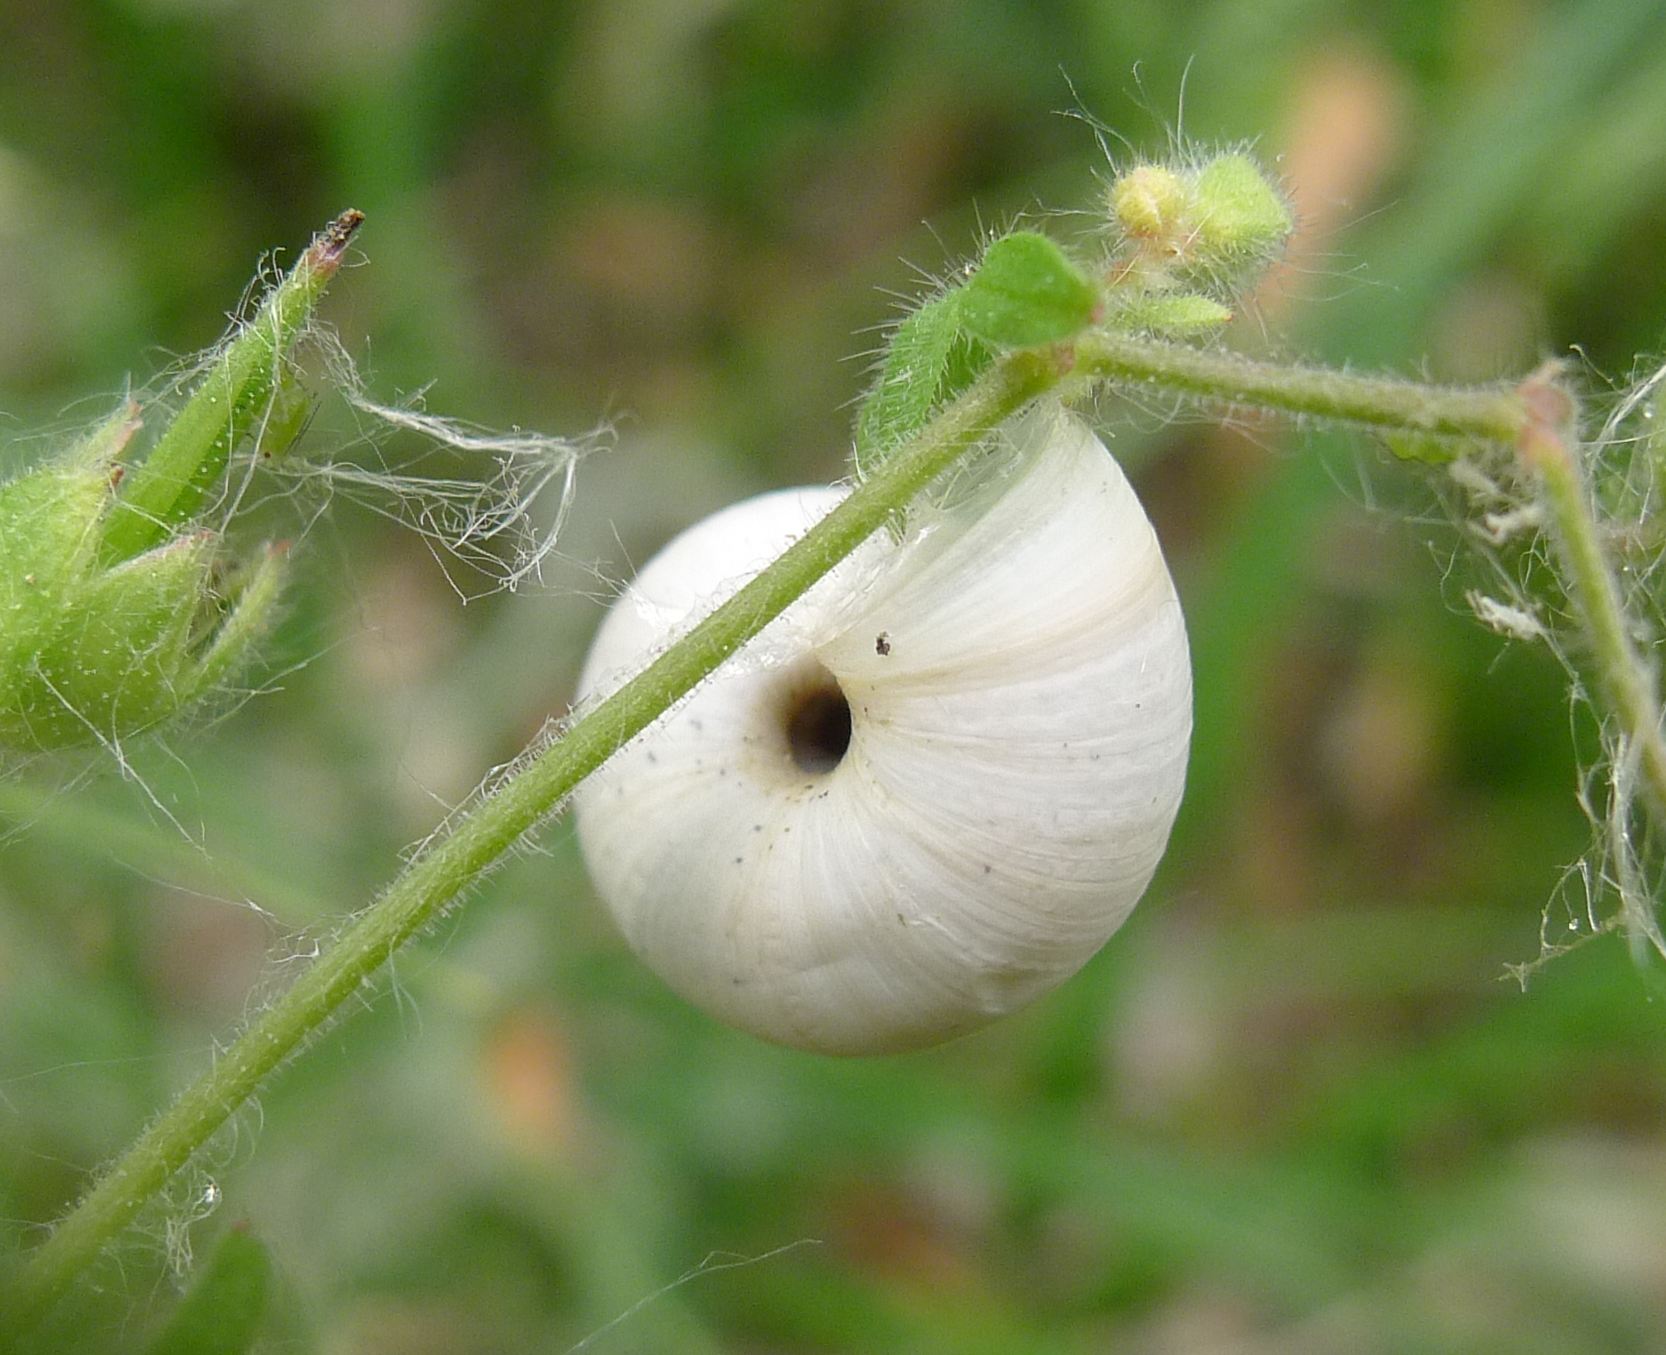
1190 153 1293 263
0 443 286 756
1111 165 1189 240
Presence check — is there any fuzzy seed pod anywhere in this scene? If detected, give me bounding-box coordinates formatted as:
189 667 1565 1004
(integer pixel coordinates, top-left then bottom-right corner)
574 408 1191 1054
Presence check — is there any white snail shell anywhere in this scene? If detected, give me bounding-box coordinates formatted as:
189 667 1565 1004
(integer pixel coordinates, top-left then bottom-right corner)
574 407 1191 1055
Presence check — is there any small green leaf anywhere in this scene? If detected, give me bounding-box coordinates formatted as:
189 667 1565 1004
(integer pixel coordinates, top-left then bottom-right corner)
958 232 1100 349
1107 292 1233 338
852 231 1097 478
853 294 992 477
142 1227 272 1355
1384 432 1464 465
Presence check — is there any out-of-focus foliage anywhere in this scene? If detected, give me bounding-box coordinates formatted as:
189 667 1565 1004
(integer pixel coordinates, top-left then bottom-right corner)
5 1 1666 1351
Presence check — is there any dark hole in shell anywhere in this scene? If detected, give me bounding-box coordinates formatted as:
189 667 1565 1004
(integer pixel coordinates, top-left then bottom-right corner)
785 679 851 773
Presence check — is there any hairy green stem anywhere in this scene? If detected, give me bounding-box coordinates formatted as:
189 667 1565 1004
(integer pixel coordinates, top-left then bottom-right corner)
1517 369 1666 824
1077 332 1528 442
1 348 1058 1337
4 331 1551 1334
97 211 363 567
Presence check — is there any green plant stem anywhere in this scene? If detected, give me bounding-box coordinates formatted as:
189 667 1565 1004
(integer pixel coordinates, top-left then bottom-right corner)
1077 332 1528 442
1517 369 1666 823
1 346 1058 1338
4 331 1550 1335
97 211 363 567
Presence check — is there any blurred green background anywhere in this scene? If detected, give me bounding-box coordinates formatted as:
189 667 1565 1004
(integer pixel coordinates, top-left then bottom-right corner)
6 0 1666 1351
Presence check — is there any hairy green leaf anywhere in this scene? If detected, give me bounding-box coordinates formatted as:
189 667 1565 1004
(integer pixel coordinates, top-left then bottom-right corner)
854 294 991 476
958 232 1100 349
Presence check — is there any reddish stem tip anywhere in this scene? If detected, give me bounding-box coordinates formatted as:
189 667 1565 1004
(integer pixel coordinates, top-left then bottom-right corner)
306 209 366 272
1516 361 1577 473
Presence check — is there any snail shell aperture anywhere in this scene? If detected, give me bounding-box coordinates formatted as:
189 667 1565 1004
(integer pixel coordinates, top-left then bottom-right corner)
574 407 1192 1055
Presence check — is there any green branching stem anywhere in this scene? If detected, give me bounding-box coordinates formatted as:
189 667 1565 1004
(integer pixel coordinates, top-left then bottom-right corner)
0 346 1056 1338
1075 332 1529 443
1517 368 1666 823
1 330 1595 1336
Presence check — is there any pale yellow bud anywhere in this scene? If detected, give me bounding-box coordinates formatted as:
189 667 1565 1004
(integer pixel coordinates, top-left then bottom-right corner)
1111 165 1189 239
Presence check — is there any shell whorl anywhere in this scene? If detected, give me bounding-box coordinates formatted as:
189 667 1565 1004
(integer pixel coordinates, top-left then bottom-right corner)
574 408 1192 1055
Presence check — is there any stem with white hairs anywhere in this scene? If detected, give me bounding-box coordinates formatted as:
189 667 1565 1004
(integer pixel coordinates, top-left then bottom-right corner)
2 332 1560 1336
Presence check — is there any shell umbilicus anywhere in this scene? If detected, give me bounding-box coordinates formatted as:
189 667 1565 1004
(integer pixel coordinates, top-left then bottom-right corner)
574 407 1191 1054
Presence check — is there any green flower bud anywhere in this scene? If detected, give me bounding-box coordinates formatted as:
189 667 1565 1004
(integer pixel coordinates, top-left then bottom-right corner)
1102 152 1292 312
1188 153 1294 268
1111 164 1190 241
0 471 286 754
0 211 357 758
9 532 221 750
